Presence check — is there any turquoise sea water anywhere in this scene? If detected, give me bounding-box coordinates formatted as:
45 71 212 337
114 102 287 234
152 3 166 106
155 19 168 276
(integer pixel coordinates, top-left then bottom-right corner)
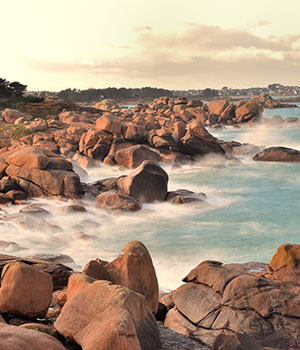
1 107 300 290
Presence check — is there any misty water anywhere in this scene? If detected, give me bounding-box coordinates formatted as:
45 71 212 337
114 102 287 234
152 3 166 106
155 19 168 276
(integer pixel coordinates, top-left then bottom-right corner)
1 107 300 290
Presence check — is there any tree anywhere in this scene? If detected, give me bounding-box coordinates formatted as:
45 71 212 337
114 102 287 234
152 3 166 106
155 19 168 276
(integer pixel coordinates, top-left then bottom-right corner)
9 81 27 96
0 78 27 98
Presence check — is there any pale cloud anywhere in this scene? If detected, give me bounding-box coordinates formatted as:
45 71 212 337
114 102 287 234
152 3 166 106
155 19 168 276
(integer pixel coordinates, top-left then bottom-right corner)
21 23 300 90
132 25 152 32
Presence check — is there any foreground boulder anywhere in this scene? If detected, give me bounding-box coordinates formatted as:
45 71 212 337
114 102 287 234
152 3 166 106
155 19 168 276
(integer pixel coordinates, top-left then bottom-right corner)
253 146 300 162
55 280 161 350
0 262 53 318
105 241 159 314
0 323 65 350
2 146 82 198
117 161 168 203
0 254 73 290
164 245 300 348
82 241 159 314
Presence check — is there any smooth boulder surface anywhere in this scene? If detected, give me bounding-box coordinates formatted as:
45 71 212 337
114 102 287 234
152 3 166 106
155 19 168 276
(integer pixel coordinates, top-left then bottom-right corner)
0 323 65 350
3 146 82 198
0 262 53 318
96 114 122 134
95 191 142 212
115 144 160 168
117 161 168 203
105 241 159 314
54 280 162 350
253 146 300 162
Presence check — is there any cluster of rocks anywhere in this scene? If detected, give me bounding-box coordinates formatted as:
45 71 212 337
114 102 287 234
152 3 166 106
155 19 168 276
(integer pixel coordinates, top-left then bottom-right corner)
0 96 264 172
253 93 298 109
1 241 300 349
161 243 300 349
0 240 209 350
0 144 206 211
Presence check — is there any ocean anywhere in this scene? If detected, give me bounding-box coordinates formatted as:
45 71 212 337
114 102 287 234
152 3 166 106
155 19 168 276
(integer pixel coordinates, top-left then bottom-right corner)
1 106 300 290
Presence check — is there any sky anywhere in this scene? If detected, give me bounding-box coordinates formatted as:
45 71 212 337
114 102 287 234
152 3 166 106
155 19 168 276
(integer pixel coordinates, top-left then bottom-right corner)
2 0 300 91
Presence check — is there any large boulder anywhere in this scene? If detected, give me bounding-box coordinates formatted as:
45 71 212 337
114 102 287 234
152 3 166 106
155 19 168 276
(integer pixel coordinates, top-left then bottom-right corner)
117 161 168 203
0 262 53 318
268 243 300 283
3 146 82 198
235 101 262 123
164 248 300 348
95 191 142 212
54 280 161 350
180 121 225 156
1 108 25 124
253 147 300 162
105 241 159 314
96 114 122 134
115 144 160 168
0 323 65 350
79 129 113 160
207 100 229 116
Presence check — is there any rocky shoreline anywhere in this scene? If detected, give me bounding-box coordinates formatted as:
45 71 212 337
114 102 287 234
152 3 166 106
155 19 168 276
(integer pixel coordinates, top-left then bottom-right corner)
0 96 300 349
1 242 300 349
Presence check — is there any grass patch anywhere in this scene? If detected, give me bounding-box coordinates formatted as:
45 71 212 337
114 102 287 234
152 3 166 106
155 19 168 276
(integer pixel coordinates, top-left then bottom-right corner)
0 124 35 139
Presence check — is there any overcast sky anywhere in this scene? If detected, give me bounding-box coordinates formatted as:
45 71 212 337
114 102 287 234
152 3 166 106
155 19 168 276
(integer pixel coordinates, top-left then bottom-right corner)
2 0 300 91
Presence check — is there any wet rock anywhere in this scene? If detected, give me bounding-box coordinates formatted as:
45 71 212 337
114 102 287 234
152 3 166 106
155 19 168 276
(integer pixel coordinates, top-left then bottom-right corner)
6 190 27 201
0 323 65 350
95 191 142 212
117 161 168 203
0 193 11 204
115 144 160 168
0 262 53 318
19 204 50 217
59 204 87 213
166 189 207 205
54 280 162 350
253 147 300 162
181 121 225 156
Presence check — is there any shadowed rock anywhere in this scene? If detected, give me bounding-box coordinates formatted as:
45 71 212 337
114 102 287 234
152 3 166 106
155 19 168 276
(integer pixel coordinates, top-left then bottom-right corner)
253 146 300 162
117 161 168 203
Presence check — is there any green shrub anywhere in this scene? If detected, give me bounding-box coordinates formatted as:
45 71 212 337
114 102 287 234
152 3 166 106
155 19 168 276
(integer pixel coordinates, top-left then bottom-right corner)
0 124 34 139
